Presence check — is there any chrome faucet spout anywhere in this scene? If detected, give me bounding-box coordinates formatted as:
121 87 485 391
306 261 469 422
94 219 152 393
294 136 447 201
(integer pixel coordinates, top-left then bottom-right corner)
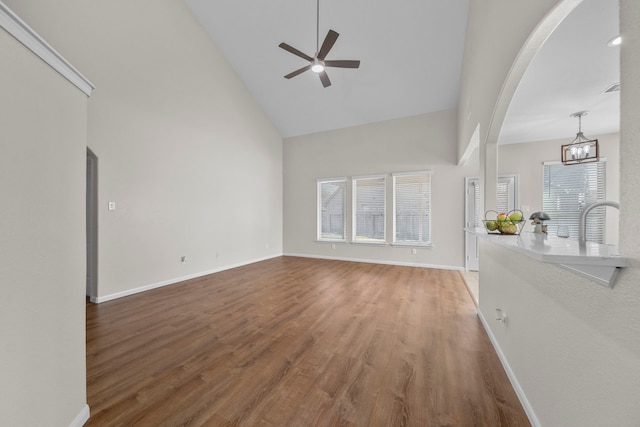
578 201 619 244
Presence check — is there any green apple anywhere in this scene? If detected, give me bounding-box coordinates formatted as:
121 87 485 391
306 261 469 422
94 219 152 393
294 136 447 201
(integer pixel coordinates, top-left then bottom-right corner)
485 220 498 231
496 213 508 222
509 212 523 222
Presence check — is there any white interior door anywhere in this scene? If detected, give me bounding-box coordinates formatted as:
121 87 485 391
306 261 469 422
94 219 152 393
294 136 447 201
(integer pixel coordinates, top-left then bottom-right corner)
465 178 480 271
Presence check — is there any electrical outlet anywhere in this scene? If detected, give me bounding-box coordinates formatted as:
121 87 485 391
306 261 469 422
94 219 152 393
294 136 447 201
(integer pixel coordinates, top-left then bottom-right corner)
108 202 116 211
412 248 417 255
181 256 187 264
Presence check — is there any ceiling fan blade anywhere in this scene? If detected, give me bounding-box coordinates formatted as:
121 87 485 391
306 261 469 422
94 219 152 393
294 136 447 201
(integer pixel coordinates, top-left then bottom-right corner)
324 60 360 69
279 42 314 62
317 30 339 61
284 64 312 79
319 71 331 88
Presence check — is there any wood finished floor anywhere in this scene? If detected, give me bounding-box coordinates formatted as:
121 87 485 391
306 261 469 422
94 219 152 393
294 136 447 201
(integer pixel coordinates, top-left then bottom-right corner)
86 256 530 426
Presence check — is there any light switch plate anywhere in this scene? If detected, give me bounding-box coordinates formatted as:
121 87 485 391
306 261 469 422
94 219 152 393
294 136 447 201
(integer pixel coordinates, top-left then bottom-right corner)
108 202 116 211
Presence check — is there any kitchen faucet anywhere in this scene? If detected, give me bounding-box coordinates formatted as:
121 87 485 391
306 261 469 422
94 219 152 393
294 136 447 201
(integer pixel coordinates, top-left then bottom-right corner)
578 201 619 244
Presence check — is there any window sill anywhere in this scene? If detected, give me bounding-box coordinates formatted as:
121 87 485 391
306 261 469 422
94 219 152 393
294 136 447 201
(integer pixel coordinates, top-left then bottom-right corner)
391 243 434 248
314 240 434 249
351 241 388 246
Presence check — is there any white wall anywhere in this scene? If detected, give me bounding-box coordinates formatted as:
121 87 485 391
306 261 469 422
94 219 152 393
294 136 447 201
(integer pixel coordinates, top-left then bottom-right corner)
0 26 88 426
471 0 640 425
619 0 640 261
457 0 581 217
499 133 620 245
457 0 567 161
479 239 640 426
284 110 479 269
5 0 284 301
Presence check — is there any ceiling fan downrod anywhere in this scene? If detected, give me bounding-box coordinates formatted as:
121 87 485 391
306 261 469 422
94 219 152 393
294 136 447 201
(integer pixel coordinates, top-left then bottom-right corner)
278 0 361 88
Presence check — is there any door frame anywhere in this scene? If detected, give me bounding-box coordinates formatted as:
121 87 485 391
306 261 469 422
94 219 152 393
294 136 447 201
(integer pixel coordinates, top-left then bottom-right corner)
86 148 98 300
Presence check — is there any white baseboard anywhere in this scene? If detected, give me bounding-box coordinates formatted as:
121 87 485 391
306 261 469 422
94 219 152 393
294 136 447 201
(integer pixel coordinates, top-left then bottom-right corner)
477 310 541 427
92 253 463 303
283 252 465 271
92 254 282 303
69 404 90 427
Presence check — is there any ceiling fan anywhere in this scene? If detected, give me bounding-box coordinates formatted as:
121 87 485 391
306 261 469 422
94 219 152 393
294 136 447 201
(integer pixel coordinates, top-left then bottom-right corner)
279 0 360 88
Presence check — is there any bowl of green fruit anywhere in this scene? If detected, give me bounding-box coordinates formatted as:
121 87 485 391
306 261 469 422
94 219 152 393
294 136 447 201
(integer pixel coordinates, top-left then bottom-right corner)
482 209 525 235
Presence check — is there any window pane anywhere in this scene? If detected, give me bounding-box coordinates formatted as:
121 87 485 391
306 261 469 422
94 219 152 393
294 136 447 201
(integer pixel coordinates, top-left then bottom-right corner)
318 180 346 240
353 177 386 242
543 162 605 242
394 173 431 244
496 181 510 213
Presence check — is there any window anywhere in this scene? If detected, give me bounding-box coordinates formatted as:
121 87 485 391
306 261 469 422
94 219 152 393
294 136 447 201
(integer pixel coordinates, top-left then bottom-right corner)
543 161 605 242
496 176 517 214
393 172 431 245
353 176 386 243
317 179 347 241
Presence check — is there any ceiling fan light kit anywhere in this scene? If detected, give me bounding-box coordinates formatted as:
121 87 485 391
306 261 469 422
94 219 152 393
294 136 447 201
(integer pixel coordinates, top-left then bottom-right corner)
311 60 325 73
279 0 360 87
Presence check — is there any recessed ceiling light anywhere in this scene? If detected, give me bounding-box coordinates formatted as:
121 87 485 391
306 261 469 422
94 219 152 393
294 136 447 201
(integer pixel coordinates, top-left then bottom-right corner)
607 35 621 47
603 83 620 93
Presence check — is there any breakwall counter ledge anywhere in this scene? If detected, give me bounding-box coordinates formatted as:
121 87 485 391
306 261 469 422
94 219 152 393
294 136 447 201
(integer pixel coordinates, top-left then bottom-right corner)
465 228 628 287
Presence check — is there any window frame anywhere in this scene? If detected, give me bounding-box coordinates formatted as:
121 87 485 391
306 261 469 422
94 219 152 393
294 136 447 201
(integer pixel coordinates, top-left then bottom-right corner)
392 171 433 246
316 177 348 242
542 160 606 242
352 174 387 245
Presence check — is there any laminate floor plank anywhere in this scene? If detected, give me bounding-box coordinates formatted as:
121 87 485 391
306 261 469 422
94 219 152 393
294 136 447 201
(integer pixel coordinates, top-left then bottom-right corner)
86 256 529 426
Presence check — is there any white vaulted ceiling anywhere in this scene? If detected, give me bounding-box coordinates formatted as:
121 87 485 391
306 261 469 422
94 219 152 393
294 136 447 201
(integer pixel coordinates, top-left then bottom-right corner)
185 0 470 138
185 0 619 143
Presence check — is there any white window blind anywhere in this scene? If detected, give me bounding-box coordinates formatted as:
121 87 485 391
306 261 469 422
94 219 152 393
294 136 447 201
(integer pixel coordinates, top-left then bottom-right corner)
353 176 386 243
317 179 347 241
393 172 431 245
496 181 511 213
543 161 605 242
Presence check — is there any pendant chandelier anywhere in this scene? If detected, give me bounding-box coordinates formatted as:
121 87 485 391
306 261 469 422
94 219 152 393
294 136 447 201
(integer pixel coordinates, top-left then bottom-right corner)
561 111 599 165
